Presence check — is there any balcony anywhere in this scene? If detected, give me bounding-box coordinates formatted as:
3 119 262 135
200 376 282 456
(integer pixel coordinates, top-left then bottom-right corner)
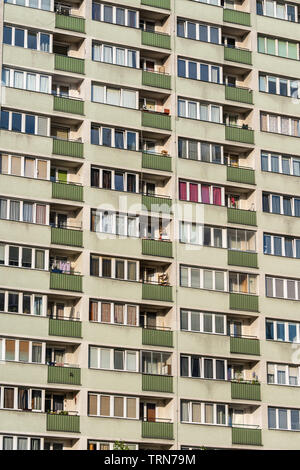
142 283 173 302
229 293 259 312
230 336 260 356
223 9 251 27
225 86 253 105
142 328 173 348
142 111 171 131
142 374 173 393
51 227 83 247
52 138 84 158
141 0 170 9
141 31 171 50
142 195 172 214
225 126 254 144
224 46 252 65
50 272 83 292
227 166 255 185
49 318 82 338
142 151 172 172
46 413 80 433
142 420 174 440
231 381 261 401
48 365 81 385
142 70 171 90
53 96 84 115
54 54 85 75
55 13 85 33
227 208 257 226
232 427 262 446
142 239 172 258
227 250 258 268
52 182 83 202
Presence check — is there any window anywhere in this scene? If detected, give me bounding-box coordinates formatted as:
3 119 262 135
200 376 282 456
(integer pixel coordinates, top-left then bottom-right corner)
258 35 298 59
266 276 300 301
264 233 300 258
259 73 299 98
229 272 257 294
266 319 300 343
141 350 171 376
177 19 221 44
2 26 51 52
91 125 138 151
92 2 138 28
178 99 222 123
261 151 300 176
178 138 223 164
262 192 300 217
179 180 224 205
181 400 228 426
4 0 51 10
92 42 138 69
180 266 226 291
0 109 49 136
268 407 300 431
177 58 222 84
88 392 138 419
181 355 227 380
89 346 138 372
92 84 137 109
257 1 297 22
179 222 224 248
267 363 300 387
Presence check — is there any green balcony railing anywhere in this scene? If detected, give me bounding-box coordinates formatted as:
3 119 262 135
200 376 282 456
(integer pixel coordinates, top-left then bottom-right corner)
227 250 258 269
231 382 261 401
52 182 83 202
49 318 82 338
224 47 252 65
230 336 260 356
225 86 253 104
142 421 174 440
141 31 171 49
142 283 173 302
227 208 257 226
142 111 171 131
142 195 172 214
142 328 173 348
225 126 254 144
142 239 172 258
142 152 172 172
52 138 84 158
142 71 171 90
47 413 80 433
230 293 259 312
50 273 82 292
232 427 262 446
55 13 85 33
227 166 255 185
54 54 85 75
51 227 83 247
141 0 170 10
223 9 251 27
48 366 81 385
53 96 84 115
142 374 173 393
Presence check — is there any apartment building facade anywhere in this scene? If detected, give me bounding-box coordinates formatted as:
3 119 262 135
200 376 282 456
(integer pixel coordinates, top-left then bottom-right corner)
0 0 300 450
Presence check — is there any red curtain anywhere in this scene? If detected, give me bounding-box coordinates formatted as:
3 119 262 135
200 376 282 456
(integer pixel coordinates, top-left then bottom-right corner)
179 181 187 200
213 187 222 206
189 183 198 202
201 185 210 204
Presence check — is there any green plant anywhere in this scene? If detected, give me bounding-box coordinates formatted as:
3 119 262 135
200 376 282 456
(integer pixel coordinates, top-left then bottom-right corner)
113 441 130 450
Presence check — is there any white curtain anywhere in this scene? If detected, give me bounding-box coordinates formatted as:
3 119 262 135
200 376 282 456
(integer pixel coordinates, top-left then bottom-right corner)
37 117 48 136
3 437 13 450
40 76 49 93
2 68 9 86
0 199 7 219
14 71 24 89
116 48 125 66
106 88 120 106
26 73 36 91
10 201 20 221
23 203 33 222
123 90 136 108
103 46 113 63
93 44 101 61
92 84 104 103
